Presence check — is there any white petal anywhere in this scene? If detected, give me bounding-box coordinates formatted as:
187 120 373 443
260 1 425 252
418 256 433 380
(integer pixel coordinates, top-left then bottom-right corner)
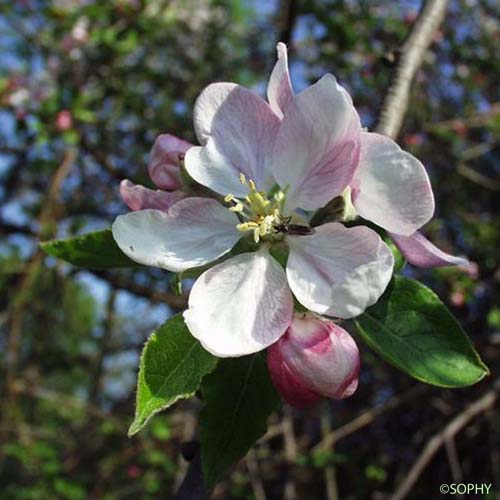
286 223 394 318
272 74 361 211
187 83 280 194
111 198 240 272
353 132 435 236
184 249 294 357
185 143 250 198
267 42 293 119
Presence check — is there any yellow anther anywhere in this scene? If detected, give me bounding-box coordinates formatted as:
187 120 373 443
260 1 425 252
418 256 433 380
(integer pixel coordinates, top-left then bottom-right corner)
229 203 243 213
237 222 258 232
239 173 247 185
253 227 260 243
224 193 235 203
248 179 256 191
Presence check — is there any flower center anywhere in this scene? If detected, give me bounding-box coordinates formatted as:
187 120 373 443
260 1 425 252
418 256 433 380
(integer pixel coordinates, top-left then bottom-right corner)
225 174 288 243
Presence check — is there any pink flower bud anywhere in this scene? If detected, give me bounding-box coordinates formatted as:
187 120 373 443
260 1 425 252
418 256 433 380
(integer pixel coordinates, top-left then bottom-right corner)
148 134 193 191
56 110 73 131
267 315 360 409
119 179 186 212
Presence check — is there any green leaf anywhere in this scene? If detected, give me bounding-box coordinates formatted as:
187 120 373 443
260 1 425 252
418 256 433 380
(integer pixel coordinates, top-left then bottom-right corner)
129 315 217 436
355 276 489 387
40 229 138 269
200 353 280 488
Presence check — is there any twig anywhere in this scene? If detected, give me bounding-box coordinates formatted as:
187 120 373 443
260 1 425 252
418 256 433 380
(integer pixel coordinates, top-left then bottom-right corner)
444 437 463 485
312 385 425 453
282 407 298 500
457 163 500 192
4 149 77 399
88 269 188 309
246 448 267 500
89 288 117 404
0 222 188 309
391 379 500 500
320 403 339 500
460 141 497 161
424 102 500 132
10 380 126 430
277 0 299 46
375 0 450 139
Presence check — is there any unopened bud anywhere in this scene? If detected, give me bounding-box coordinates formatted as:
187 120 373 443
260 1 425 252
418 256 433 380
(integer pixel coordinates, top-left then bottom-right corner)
148 134 193 191
267 314 360 408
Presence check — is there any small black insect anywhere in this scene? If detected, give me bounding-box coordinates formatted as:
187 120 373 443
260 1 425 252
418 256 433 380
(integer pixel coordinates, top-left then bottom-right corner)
273 222 289 233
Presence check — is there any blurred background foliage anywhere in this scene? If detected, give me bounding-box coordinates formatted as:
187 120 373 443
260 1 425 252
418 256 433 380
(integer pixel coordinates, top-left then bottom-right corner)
0 0 499 498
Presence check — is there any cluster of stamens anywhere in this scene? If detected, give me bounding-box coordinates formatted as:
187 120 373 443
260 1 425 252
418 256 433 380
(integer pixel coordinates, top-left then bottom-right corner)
225 174 287 243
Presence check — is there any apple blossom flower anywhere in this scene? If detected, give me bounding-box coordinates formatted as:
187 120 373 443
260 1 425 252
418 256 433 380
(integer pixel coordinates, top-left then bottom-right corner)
112 43 394 357
270 43 466 269
119 134 191 212
267 314 360 408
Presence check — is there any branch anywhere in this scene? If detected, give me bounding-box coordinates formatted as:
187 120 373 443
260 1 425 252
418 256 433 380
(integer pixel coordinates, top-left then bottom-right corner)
277 0 299 46
0 218 188 309
0 219 34 236
375 0 450 139
88 269 188 310
391 378 500 500
312 385 426 453
457 162 500 192
5 149 77 392
89 289 117 404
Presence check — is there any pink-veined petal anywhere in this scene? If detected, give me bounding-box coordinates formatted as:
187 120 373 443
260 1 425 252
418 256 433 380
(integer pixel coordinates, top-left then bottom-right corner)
286 223 394 319
271 74 361 211
268 314 360 407
391 231 469 268
119 179 186 211
111 198 240 272
267 42 293 119
352 132 435 236
185 143 250 198
186 83 280 195
183 248 294 357
148 134 193 190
